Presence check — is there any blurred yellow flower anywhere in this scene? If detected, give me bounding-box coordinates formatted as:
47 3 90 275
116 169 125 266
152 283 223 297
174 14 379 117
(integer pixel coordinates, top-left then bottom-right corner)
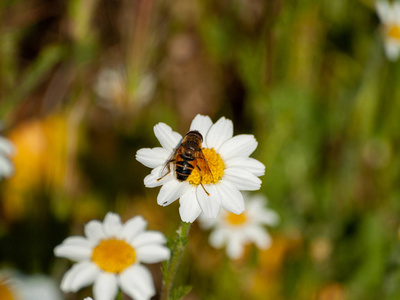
0 277 14 300
251 235 302 299
2 115 67 221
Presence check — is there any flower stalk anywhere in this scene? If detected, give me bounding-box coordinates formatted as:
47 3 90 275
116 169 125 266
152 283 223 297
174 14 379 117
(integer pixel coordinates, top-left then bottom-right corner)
161 221 191 300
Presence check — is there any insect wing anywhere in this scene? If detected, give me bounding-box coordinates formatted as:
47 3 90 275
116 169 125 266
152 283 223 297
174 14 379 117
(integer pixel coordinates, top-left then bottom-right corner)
197 148 213 179
158 148 177 179
158 136 183 180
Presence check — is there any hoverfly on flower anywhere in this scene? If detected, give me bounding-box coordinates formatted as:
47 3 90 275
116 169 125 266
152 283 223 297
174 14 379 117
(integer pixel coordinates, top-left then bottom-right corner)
136 114 265 223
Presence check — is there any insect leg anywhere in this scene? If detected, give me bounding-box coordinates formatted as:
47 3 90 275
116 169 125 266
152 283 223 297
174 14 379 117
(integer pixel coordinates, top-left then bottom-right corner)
196 165 210 196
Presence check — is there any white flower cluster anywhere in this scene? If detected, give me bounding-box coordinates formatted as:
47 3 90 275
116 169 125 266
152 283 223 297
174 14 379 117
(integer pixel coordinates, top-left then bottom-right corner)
55 114 278 300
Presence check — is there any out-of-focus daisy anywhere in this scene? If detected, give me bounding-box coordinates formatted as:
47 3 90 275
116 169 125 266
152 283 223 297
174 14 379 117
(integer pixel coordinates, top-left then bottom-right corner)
0 272 62 300
0 135 15 180
198 193 279 259
54 212 170 300
376 0 400 61
136 114 265 223
94 67 155 112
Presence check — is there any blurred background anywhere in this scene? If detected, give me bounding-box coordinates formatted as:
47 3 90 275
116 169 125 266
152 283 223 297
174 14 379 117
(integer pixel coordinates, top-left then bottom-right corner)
1 0 400 299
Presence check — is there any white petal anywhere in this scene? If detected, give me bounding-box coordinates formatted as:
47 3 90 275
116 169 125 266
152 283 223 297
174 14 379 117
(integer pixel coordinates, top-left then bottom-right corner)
219 134 258 161
376 0 390 22
60 262 98 292
154 123 182 152
54 243 91 261
121 215 148 242
384 40 400 61
189 114 213 141
119 265 155 300
59 236 93 247
136 147 170 168
196 184 221 219
255 210 280 226
102 212 123 237
93 272 118 300
223 168 262 191
144 165 173 188
394 2 400 20
0 155 13 178
226 234 245 259
209 228 229 248
131 231 166 248
216 180 245 214
179 188 202 223
70 263 101 292
225 157 265 176
85 220 106 244
205 117 233 151
0 137 15 155
197 213 217 229
136 245 171 263
157 179 190 206
244 226 272 249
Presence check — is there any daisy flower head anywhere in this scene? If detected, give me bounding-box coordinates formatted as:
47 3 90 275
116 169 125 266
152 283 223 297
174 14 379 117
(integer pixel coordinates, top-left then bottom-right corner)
198 193 279 259
54 212 170 300
136 114 265 223
0 135 15 180
376 0 400 61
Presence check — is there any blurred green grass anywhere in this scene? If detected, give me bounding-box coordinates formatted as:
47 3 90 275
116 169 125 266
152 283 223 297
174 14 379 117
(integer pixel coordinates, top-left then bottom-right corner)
1 0 400 299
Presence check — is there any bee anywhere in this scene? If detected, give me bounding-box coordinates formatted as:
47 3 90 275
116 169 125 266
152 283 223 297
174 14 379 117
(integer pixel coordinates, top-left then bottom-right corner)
157 130 212 195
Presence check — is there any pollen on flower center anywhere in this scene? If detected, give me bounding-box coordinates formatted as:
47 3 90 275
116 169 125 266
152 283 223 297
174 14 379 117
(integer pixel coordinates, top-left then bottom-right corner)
91 238 136 273
388 24 400 40
226 212 247 226
187 148 225 185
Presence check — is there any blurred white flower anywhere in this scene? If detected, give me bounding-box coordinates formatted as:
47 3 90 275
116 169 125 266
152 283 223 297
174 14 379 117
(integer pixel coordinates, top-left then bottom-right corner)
376 0 400 61
94 67 155 112
0 272 62 300
198 193 279 259
54 212 170 300
136 114 265 223
0 136 15 180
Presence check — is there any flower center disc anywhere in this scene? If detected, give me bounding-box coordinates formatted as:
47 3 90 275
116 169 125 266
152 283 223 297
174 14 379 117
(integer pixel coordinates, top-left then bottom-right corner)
0 280 14 300
187 148 225 185
388 24 400 40
92 238 136 273
226 212 247 226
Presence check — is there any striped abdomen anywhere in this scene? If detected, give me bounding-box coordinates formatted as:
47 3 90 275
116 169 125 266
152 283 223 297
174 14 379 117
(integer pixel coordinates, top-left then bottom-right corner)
175 154 196 181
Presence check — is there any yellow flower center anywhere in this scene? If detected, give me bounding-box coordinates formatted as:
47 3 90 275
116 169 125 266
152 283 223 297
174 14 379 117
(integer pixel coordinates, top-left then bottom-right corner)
226 212 247 226
388 24 400 40
0 280 14 300
187 148 225 185
91 238 136 273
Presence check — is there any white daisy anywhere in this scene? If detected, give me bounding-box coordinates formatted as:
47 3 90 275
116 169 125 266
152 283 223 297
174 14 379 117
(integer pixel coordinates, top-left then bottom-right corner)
54 212 170 300
0 136 15 180
376 0 400 61
198 193 279 259
136 114 265 223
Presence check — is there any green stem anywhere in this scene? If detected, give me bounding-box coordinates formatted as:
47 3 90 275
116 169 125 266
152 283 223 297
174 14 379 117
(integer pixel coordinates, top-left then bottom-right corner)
161 221 191 300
